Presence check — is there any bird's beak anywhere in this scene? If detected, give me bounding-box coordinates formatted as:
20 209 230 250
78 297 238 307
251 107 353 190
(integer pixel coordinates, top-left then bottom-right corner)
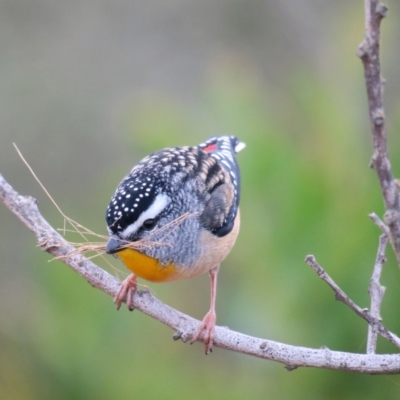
106 235 124 254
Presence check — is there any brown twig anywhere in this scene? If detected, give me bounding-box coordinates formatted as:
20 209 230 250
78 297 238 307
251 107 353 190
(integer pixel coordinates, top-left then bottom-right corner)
357 1 400 263
305 255 400 349
2 174 400 374
366 234 388 353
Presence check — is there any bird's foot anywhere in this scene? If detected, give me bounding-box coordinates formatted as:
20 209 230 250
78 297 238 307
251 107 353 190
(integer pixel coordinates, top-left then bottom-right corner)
190 310 216 354
114 274 137 311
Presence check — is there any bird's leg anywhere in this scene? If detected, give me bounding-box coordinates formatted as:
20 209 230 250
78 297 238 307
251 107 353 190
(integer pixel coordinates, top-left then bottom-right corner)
191 265 219 354
114 273 137 311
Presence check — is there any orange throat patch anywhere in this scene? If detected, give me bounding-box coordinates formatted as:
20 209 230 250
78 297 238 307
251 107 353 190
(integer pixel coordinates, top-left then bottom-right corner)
116 248 178 282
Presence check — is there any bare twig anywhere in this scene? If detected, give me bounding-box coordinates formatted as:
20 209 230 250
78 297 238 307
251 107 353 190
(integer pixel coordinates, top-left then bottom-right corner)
305 255 400 349
369 212 390 235
366 234 388 353
2 174 400 374
357 1 400 263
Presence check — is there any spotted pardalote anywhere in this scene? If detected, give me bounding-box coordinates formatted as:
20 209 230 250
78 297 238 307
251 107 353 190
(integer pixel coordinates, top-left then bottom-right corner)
105 135 245 353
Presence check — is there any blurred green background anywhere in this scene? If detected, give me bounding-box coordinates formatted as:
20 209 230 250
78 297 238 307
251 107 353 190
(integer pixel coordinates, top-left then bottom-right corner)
1 1 400 399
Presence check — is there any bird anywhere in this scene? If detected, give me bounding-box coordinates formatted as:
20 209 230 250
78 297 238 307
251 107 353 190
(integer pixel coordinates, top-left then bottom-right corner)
105 135 245 353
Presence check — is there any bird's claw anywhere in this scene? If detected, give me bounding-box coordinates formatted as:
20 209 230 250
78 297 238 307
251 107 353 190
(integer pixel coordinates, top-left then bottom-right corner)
190 310 216 354
114 274 137 311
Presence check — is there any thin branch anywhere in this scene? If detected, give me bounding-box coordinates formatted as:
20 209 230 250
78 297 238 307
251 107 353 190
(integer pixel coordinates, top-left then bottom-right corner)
369 212 390 236
304 255 400 349
366 234 388 353
2 174 400 374
357 1 400 263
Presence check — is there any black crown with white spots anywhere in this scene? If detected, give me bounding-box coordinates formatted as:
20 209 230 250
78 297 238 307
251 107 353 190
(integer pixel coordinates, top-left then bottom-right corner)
106 135 245 237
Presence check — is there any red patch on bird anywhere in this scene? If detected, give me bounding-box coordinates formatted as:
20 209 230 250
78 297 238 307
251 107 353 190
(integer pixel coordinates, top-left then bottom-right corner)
203 143 217 152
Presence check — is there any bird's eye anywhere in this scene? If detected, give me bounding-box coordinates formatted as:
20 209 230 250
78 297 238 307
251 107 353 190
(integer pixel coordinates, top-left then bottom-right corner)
142 219 156 230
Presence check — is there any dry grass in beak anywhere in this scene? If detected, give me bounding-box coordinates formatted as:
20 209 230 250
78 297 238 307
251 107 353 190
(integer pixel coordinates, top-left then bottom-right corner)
65 212 197 255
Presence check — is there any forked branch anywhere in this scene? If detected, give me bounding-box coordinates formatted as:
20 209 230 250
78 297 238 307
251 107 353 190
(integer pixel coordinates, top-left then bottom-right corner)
305 253 397 349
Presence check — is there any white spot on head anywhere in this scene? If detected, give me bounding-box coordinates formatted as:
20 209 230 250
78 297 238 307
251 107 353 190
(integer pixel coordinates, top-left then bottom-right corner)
120 193 170 239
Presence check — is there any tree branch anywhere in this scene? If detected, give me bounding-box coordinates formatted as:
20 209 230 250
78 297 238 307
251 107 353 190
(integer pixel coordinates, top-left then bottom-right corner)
1 173 400 374
369 212 390 236
357 1 400 263
366 234 388 353
304 254 400 350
